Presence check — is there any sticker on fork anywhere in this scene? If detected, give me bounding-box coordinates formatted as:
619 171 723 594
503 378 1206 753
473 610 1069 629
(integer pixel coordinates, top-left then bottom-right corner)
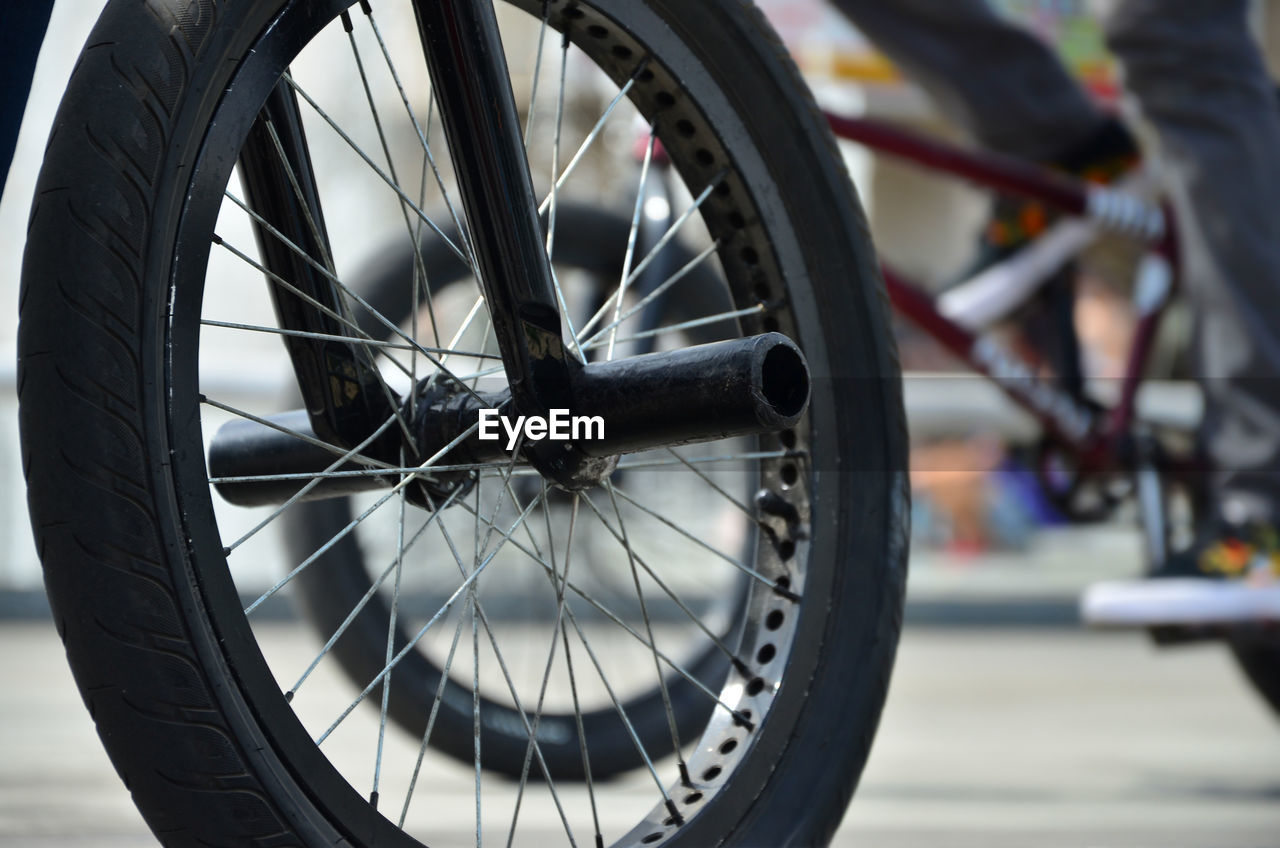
478 408 605 451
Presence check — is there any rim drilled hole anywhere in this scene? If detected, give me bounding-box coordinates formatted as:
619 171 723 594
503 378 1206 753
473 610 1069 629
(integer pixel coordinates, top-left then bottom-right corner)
757 643 776 664
766 609 784 630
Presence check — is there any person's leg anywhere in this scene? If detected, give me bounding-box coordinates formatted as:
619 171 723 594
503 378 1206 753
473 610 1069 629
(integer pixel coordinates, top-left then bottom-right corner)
1104 0 1280 527
830 0 1108 160
0 1 55 196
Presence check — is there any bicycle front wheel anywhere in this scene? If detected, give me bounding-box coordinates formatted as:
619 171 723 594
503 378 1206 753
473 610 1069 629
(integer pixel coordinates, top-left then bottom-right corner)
20 1 909 846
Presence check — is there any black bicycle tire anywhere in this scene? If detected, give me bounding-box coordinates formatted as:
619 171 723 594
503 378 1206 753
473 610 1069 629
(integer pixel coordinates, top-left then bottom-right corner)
19 0 909 846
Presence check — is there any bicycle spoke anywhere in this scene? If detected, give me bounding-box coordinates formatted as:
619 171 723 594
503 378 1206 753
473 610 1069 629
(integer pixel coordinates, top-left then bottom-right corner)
211 232 415 381
477 435 523 562
209 459 519 486
577 491 746 671
579 239 720 351
603 479 690 786
200 394 397 472
607 483 799 601
425 496 582 848
575 174 725 344
614 448 792 472
485 481 681 830
262 118 336 274
243 421 482 615
200 318 499 359
471 567 481 847
463 492 750 723
536 64 646 215
560 619 602 848
606 128 657 361
225 413 399 555
504 490 577 848
316 486 547 746
581 304 766 351
221 195 489 405
523 0 551 145
362 3 473 266
246 99 424 438
285 489 462 698
664 447 759 521
545 30 587 365
342 9 444 352
370 449 410 809
398 591 472 827
564 601 681 823
283 73 471 268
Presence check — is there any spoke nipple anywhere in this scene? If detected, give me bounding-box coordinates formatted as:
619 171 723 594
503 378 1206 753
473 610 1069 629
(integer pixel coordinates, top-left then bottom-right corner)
210 233 223 246
359 0 372 14
595 836 605 848
339 10 353 32
678 762 693 787
772 582 801 603
221 546 231 558
754 489 800 526
731 657 750 677
369 789 379 810
283 689 294 704
732 711 756 732
664 798 684 825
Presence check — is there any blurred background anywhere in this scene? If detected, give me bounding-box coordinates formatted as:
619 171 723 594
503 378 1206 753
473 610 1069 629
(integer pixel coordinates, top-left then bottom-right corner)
1 1 1278 846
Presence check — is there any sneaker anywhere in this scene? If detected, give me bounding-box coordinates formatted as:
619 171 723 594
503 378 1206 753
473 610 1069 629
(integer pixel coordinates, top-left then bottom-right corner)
963 118 1140 277
1081 522 1280 626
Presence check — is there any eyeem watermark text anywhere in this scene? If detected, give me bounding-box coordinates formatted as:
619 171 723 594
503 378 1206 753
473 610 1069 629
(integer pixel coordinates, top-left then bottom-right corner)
478 408 605 451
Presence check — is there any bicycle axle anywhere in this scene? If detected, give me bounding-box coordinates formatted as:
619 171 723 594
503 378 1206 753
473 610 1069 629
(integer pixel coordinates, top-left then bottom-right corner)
209 332 810 507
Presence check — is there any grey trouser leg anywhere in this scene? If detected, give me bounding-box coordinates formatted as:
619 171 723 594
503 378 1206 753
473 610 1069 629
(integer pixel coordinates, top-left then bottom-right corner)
1103 0 1280 523
831 0 1280 521
829 0 1107 159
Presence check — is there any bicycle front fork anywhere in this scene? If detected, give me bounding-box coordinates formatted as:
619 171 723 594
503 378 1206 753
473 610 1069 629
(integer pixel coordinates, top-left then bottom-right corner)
217 0 810 503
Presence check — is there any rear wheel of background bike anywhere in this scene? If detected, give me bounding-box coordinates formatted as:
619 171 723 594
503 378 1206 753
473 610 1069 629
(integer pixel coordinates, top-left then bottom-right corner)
285 201 747 779
19 1 909 846
1231 637 1280 716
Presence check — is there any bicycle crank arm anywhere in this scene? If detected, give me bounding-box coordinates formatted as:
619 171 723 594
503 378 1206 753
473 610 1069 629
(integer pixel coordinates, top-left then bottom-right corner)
209 332 809 507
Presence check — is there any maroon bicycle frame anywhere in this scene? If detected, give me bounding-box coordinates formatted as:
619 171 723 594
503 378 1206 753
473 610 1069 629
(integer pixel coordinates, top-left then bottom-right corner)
825 111 1180 473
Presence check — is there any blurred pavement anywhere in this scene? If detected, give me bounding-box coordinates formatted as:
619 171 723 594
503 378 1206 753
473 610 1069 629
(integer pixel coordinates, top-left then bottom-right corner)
2 615 1277 847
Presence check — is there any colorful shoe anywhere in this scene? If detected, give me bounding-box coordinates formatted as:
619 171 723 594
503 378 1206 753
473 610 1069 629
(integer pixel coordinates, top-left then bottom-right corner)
1081 522 1280 626
964 118 1140 276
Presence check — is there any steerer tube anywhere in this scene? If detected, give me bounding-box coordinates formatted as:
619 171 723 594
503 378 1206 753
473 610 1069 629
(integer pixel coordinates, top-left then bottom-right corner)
209 333 809 506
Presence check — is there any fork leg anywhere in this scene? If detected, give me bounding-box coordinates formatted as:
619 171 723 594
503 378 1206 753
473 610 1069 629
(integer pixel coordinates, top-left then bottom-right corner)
239 82 395 451
411 0 575 418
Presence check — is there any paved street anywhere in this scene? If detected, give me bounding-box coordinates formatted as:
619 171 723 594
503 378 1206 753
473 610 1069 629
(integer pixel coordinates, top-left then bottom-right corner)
1 620 1277 847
